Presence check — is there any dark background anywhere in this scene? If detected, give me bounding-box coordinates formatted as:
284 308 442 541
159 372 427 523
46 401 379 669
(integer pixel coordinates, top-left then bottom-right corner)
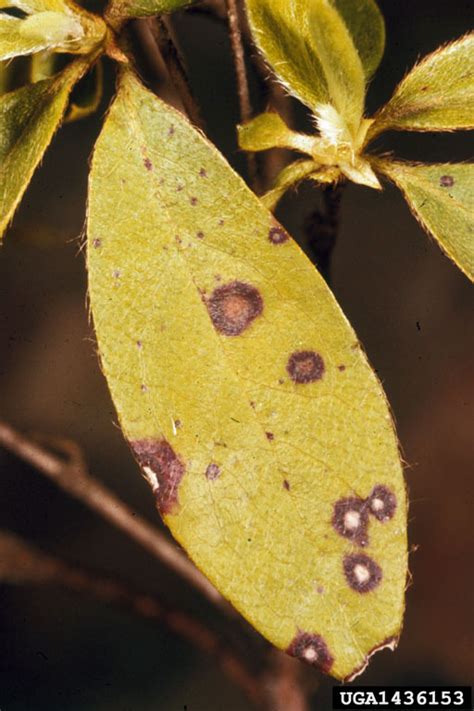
1 1 473 708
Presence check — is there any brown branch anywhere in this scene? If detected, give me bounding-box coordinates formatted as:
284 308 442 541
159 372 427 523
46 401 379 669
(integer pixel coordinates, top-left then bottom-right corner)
224 0 259 189
264 651 310 711
304 183 345 283
0 419 226 611
0 530 264 708
146 16 204 129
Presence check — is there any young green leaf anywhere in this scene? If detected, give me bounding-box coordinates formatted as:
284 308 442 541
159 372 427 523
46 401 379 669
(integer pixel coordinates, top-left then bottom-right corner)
332 0 385 80
307 0 365 137
245 0 329 110
378 160 474 281
261 158 326 210
0 0 105 60
88 70 407 682
238 112 317 154
0 59 86 241
368 34 474 139
245 0 384 114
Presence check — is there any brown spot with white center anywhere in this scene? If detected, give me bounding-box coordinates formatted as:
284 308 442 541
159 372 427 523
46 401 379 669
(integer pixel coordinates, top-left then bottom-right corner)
205 463 221 480
207 281 263 336
268 225 289 244
143 156 153 171
199 168 207 177
332 497 369 546
368 485 397 522
287 351 325 384
440 175 454 188
265 431 274 441
286 632 334 673
92 238 102 249
190 196 198 206
130 439 185 515
343 553 382 593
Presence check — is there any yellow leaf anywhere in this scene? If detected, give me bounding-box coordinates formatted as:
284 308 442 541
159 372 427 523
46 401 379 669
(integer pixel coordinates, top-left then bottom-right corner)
0 0 105 60
0 59 86 240
378 160 474 281
369 34 474 139
87 70 407 682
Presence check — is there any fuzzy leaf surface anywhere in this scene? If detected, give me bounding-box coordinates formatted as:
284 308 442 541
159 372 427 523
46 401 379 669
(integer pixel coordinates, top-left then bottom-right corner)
307 0 365 135
88 71 407 682
379 160 474 280
246 0 384 111
0 60 85 240
369 34 474 138
0 0 105 60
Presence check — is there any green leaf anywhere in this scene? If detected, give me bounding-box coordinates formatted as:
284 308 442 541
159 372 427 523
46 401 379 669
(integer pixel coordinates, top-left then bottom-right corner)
88 70 407 681
245 0 383 114
261 158 327 210
332 0 385 80
0 0 105 60
0 59 86 241
378 160 474 281
105 0 195 27
238 112 317 154
369 34 474 139
307 0 365 136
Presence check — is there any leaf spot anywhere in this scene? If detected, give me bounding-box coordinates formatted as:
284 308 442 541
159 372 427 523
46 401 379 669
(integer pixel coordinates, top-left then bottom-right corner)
268 225 289 244
196 231 205 239
368 485 397 522
332 497 369 547
287 351 325 384
140 384 148 393
143 157 153 171
205 463 221 480
168 125 175 137
130 439 185 515
92 238 102 249
112 269 121 279
338 364 346 371
199 167 207 177
439 175 454 188
286 632 334 673
265 431 274 441
207 281 264 336
283 479 290 491
343 553 382 593
190 196 198 206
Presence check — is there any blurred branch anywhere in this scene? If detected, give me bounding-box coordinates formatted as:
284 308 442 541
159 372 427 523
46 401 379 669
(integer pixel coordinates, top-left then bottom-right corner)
264 651 310 711
0 419 225 611
224 0 259 189
305 183 345 283
0 530 264 708
147 16 204 129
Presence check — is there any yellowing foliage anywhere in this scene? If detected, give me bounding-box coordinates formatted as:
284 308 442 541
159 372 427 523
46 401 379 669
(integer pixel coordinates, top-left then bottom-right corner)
87 71 407 681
